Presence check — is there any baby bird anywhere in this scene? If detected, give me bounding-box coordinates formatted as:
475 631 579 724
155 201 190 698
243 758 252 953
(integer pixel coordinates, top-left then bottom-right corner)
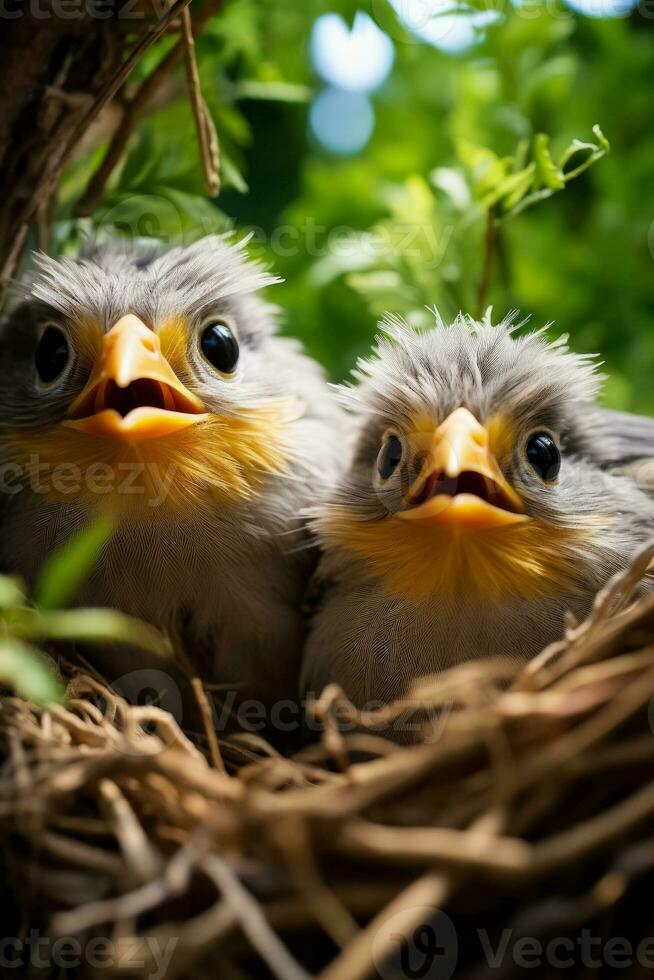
0 235 342 712
302 312 654 708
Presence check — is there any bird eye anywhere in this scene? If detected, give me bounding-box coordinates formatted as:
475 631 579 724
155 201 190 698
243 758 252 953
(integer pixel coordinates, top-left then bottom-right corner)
525 432 561 481
35 326 69 384
377 434 403 481
200 321 239 374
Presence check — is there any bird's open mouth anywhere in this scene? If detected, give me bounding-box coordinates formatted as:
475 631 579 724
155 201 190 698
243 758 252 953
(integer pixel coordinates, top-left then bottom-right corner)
400 468 527 529
407 468 522 511
64 315 208 441
397 408 528 530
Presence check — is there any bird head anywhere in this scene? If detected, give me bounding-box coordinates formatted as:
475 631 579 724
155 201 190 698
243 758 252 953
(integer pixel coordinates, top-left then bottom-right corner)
314 312 647 602
0 236 307 517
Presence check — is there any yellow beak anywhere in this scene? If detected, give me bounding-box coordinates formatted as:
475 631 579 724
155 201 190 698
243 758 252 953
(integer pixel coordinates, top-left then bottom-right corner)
397 407 527 530
65 315 208 441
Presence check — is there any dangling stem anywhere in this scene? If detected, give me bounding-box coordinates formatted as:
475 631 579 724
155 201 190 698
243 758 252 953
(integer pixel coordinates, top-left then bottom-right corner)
74 0 224 218
182 7 221 197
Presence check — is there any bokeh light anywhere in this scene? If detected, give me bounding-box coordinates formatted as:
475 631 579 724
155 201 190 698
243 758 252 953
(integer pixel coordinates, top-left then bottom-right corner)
309 87 375 156
388 0 500 53
564 0 638 16
310 11 395 93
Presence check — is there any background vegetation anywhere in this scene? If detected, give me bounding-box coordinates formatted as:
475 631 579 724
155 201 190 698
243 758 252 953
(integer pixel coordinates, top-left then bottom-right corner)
53 0 654 409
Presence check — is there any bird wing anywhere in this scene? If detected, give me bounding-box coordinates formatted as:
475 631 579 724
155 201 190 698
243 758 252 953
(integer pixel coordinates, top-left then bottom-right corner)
601 408 654 495
602 409 654 463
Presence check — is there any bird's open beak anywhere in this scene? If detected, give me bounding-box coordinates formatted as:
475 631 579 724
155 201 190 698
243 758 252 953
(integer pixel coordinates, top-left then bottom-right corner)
65 315 208 441
397 407 528 530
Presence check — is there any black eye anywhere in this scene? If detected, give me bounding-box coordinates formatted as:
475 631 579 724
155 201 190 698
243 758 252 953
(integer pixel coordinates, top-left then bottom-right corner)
377 434 403 480
35 326 69 383
526 432 561 481
200 322 239 374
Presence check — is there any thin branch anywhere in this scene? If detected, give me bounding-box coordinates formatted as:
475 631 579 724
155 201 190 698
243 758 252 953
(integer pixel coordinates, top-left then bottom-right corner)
335 819 531 875
0 223 28 288
51 837 202 935
319 872 451 980
192 676 226 773
97 779 162 882
205 855 311 980
182 7 221 197
3 549 654 978
0 0 195 292
68 0 196 151
73 43 184 218
75 0 224 216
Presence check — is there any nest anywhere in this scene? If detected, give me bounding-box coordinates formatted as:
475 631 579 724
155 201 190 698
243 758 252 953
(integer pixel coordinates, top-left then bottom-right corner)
2 549 654 980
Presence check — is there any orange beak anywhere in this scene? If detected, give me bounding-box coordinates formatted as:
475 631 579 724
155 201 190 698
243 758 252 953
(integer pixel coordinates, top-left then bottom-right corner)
397 408 527 530
65 315 208 441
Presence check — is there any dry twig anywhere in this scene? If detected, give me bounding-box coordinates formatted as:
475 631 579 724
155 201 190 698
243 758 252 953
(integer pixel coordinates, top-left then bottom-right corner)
2 549 654 977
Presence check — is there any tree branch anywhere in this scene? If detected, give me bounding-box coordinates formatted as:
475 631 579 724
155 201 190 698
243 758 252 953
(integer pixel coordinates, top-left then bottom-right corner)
75 0 224 217
73 43 184 218
182 7 221 197
0 0 196 298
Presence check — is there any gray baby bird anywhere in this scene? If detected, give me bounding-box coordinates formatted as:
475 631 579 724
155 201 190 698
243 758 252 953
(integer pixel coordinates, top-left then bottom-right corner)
0 235 342 712
302 311 654 708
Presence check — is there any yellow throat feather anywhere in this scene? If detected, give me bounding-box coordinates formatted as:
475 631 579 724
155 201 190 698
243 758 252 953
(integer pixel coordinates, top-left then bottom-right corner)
325 513 608 602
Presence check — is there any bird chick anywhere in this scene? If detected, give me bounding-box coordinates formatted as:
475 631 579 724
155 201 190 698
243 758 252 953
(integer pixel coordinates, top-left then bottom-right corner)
0 235 342 714
302 312 654 709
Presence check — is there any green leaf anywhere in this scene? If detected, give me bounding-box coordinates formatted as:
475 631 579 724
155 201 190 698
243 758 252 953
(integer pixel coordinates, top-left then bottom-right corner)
497 187 554 224
0 639 64 705
16 608 172 659
0 575 26 609
117 128 161 193
429 168 471 210
233 80 312 103
457 141 509 198
495 126 609 224
592 124 610 152
36 518 114 611
533 134 565 191
486 163 535 210
559 126 610 180
154 187 231 232
220 153 250 194
512 138 531 173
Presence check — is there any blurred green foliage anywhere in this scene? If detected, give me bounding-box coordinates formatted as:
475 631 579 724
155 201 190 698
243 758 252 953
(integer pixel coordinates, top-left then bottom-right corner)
0 523 172 705
54 0 654 411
